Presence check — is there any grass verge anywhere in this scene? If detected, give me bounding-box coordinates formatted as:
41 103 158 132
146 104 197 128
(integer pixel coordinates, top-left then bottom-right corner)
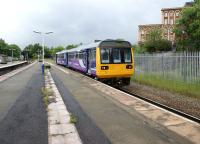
132 74 200 99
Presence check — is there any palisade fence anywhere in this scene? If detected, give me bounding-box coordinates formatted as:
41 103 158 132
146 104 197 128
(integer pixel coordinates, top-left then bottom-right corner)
134 51 200 84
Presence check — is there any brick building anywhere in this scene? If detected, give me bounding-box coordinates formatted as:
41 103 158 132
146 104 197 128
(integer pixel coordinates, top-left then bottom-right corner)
138 5 183 44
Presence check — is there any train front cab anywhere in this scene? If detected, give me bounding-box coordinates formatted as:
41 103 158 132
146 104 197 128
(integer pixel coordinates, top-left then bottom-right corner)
95 45 134 86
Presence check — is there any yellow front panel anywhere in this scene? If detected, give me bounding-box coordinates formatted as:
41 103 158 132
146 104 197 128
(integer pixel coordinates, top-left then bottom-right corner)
96 47 134 78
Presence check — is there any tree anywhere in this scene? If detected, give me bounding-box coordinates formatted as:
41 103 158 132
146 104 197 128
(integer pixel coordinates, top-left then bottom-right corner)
146 29 162 42
116 38 125 41
174 0 200 51
44 47 52 58
51 46 65 56
134 44 146 54
0 39 8 55
0 39 21 58
66 44 78 50
7 44 21 58
142 29 172 52
23 43 42 59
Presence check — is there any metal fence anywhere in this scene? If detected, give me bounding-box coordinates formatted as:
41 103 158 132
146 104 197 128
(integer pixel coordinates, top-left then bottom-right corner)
134 51 200 83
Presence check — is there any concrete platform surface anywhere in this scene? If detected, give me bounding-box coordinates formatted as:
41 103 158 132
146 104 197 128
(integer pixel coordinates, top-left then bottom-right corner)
50 65 194 144
0 63 48 144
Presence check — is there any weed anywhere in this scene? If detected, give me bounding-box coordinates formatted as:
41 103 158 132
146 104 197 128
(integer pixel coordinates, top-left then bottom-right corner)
43 96 49 107
41 87 50 107
70 114 77 124
44 64 51 69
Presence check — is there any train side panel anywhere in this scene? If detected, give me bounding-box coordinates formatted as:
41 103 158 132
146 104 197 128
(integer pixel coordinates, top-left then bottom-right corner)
68 51 87 73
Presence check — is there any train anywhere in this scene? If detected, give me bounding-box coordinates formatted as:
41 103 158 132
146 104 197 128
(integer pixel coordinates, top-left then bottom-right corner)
56 40 134 86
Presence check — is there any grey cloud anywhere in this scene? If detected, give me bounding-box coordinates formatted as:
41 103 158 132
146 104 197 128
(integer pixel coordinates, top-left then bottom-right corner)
0 0 188 48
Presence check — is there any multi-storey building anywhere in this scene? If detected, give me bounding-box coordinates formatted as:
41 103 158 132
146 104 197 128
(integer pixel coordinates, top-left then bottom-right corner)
138 5 184 44
161 7 182 43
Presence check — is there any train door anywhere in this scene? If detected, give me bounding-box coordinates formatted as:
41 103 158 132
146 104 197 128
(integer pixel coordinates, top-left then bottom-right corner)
88 48 96 75
55 54 57 64
86 49 89 74
65 53 68 67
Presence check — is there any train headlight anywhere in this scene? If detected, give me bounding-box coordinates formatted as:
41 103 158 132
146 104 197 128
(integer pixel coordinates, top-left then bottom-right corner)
101 66 109 70
126 65 133 69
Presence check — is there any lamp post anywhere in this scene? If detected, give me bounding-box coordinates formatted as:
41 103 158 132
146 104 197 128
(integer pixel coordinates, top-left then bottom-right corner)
33 31 53 74
9 49 16 63
37 49 41 61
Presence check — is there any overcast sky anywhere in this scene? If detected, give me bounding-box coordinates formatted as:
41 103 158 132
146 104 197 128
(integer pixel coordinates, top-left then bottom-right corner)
0 0 188 49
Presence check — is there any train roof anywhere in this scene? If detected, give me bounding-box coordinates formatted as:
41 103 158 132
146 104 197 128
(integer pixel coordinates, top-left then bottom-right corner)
56 40 131 54
56 41 101 55
56 50 68 54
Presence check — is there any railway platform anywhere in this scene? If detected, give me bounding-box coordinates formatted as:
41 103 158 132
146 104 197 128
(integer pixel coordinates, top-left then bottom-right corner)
0 61 27 69
48 62 200 144
0 61 28 76
0 62 48 144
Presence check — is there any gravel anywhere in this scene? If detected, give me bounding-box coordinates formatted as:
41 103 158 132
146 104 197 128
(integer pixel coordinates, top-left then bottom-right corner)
123 82 200 119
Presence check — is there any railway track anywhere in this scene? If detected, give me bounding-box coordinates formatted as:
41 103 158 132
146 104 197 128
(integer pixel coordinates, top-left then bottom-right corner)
119 87 200 124
0 61 28 76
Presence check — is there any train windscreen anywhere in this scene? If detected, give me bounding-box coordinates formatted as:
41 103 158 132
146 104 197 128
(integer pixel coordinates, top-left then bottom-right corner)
100 48 132 64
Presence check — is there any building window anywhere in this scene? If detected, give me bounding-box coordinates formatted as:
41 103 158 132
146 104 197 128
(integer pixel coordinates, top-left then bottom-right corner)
141 30 144 34
164 12 168 17
169 12 174 17
164 19 168 24
170 19 174 24
176 11 179 17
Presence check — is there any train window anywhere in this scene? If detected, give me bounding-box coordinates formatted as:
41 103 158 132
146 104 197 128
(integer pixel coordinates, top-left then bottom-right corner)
59 54 64 59
101 48 110 63
112 48 121 63
78 53 81 59
124 49 131 63
91 50 96 60
72 53 76 59
68 53 75 59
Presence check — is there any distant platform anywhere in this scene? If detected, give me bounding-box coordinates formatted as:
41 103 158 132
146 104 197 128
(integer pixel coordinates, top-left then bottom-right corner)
0 61 27 69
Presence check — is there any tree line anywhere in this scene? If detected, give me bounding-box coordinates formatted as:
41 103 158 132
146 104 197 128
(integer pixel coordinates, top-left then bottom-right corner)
0 38 80 60
23 43 80 59
0 39 21 58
